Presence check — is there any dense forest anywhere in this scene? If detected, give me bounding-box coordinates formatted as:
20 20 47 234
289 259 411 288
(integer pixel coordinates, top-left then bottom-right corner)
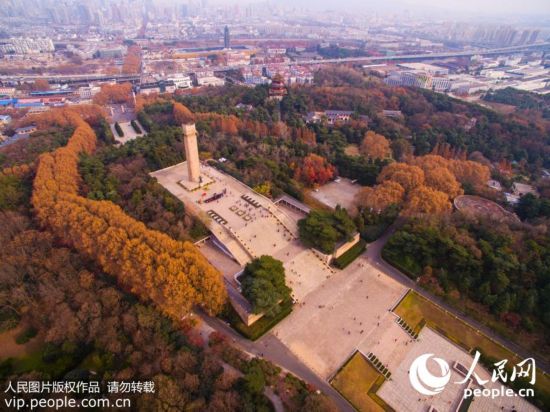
177 68 550 175
2 66 550 410
0 212 334 411
0 105 336 411
383 212 550 355
484 87 550 118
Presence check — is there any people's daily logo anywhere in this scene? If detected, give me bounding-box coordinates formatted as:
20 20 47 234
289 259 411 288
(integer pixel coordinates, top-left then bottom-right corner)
409 353 451 395
408 351 536 400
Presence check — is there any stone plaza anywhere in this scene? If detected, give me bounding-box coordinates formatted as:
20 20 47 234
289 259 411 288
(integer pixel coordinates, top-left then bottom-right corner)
151 125 539 411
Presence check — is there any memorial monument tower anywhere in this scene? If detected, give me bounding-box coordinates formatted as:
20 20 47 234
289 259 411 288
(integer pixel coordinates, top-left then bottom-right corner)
182 123 200 183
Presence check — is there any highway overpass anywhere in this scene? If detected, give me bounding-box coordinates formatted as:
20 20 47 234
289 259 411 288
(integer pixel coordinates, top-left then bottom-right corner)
1 42 548 84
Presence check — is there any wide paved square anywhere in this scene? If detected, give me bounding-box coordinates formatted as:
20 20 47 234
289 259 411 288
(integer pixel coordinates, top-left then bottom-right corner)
273 256 407 379
310 178 362 210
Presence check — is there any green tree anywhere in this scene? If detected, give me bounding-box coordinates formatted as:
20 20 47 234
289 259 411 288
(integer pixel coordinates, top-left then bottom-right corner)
299 211 340 254
243 362 266 394
0 174 27 210
298 207 356 254
241 256 291 315
516 193 541 220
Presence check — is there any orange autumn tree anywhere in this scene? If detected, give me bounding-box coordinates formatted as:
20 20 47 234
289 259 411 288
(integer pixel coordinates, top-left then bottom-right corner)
403 185 451 216
122 45 142 74
218 116 239 135
410 154 489 195
424 167 463 199
31 79 50 91
368 153 490 217
93 83 133 106
409 155 463 199
31 108 227 319
173 102 196 124
372 159 452 216
1 164 32 178
377 162 425 191
361 131 391 160
294 154 335 186
293 127 316 145
356 180 405 213
242 119 269 138
448 159 491 189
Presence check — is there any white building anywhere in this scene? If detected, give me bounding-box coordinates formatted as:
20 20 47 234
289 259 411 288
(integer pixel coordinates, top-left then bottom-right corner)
0 87 16 97
512 182 538 197
486 179 502 191
0 115 12 126
397 62 449 76
167 74 193 89
305 110 364 125
78 86 101 100
197 76 225 87
385 71 434 89
431 77 451 92
0 37 54 54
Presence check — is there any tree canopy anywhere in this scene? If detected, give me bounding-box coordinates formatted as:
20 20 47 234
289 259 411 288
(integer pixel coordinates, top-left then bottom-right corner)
383 213 550 354
240 256 291 315
31 108 227 320
298 206 356 254
360 131 391 160
294 153 336 187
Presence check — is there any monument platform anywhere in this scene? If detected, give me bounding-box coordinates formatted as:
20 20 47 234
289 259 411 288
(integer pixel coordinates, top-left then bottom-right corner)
178 168 214 192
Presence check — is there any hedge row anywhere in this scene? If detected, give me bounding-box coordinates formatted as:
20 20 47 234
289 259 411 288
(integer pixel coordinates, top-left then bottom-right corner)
333 239 366 269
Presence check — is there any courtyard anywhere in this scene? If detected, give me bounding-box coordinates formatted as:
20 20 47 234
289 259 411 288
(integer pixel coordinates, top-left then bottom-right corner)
309 178 362 210
151 161 334 301
111 120 145 144
377 327 538 412
272 255 407 379
152 160 542 411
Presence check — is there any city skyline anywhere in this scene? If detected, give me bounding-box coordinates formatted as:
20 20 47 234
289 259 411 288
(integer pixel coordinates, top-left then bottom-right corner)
218 0 550 19
0 1 549 412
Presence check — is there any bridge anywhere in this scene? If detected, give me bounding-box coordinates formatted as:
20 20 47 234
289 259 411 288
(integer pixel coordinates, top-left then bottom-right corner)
1 42 548 84
201 42 550 73
0 73 140 86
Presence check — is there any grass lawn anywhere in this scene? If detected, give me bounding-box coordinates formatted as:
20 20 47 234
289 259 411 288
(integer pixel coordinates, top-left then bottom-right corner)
395 290 550 408
331 352 393 412
222 299 293 341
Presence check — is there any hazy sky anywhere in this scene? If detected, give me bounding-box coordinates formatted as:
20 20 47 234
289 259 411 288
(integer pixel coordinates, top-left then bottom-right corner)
252 0 550 18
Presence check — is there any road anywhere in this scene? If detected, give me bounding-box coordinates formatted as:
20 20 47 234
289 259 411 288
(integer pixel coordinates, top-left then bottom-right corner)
197 42 550 73
197 311 355 412
365 220 550 374
2 42 548 84
199 219 549 411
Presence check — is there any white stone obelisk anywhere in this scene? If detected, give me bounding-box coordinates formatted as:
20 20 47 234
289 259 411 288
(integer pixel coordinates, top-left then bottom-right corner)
182 123 200 183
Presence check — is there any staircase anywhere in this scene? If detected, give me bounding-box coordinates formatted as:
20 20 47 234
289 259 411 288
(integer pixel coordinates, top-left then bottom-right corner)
209 224 252 266
395 317 419 340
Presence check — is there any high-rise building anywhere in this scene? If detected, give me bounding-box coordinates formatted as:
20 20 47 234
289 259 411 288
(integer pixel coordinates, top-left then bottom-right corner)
180 4 188 18
516 30 529 45
77 3 92 24
224 25 230 49
528 30 540 44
